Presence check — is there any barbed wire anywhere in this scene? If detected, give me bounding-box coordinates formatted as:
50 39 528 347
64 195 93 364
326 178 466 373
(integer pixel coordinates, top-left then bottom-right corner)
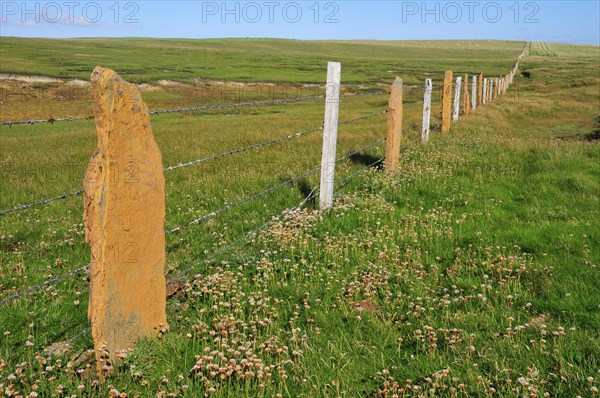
165 165 321 235
1 135 390 303
0 110 388 216
0 91 390 127
0 189 84 216
0 115 93 127
0 263 90 305
0 119 425 303
166 134 388 235
149 95 324 116
163 127 322 172
170 186 319 282
160 110 388 172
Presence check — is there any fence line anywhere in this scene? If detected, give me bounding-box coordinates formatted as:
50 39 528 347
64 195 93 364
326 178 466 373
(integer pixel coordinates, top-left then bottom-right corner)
0 189 84 216
1 125 403 306
0 118 424 378
2 134 391 305
0 110 388 217
1 47 527 373
170 186 319 281
0 91 392 127
165 165 322 235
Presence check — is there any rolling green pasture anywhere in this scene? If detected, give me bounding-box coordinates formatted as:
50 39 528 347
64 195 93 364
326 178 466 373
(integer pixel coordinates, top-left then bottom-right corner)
0 37 524 84
0 40 598 397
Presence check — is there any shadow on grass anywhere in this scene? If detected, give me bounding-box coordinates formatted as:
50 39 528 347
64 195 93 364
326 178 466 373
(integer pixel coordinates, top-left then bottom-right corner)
297 179 317 208
348 152 384 170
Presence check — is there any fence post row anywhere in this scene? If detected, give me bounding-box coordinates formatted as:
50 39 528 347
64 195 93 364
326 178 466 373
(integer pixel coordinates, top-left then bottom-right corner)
453 76 462 121
463 74 470 116
385 77 403 172
4 51 530 373
441 70 453 132
319 61 341 210
421 78 432 143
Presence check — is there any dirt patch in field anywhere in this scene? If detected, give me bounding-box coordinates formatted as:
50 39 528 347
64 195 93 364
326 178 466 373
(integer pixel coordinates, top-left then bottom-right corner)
0 73 63 83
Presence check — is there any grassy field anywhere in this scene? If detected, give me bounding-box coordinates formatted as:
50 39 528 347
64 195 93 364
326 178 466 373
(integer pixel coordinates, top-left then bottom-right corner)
0 37 523 84
0 38 524 121
1 40 599 397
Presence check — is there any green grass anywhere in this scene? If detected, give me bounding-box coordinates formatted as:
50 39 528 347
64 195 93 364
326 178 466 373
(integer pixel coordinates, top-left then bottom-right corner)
0 40 599 397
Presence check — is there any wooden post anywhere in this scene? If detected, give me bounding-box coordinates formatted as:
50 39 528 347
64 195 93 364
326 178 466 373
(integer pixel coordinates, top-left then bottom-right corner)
496 77 500 97
477 72 483 106
489 79 494 102
441 70 453 132
384 77 403 172
463 74 470 116
319 61 341 210
452 76 461 121
421 78 432 143
482 78 487 104
471 76 477 110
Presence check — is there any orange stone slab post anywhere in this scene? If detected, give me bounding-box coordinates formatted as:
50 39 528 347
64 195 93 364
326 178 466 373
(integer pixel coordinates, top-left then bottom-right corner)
85 66 167 374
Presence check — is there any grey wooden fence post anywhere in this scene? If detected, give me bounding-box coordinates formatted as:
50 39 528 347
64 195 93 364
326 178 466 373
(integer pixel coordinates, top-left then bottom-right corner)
482 78 488 104
421 79 432 143
453 76 462 121
471 76 477 110
319 61 341 210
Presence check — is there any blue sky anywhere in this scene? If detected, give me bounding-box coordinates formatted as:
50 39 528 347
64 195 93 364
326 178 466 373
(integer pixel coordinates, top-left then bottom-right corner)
1 1 599 44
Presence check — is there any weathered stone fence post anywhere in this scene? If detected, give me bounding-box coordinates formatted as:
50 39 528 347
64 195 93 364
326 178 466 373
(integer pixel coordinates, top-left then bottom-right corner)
84 66 168 374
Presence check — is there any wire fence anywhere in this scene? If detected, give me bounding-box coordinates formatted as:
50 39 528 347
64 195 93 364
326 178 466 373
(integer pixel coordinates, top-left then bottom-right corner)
0 127 390 305
0 91 390 127
1 48 524 375
0 66 506 306
0 110 388 217
0 115 415 380
0 111 391 305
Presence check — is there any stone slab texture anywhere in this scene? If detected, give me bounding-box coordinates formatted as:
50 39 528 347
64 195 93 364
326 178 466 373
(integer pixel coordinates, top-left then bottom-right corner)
84 66 167 372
